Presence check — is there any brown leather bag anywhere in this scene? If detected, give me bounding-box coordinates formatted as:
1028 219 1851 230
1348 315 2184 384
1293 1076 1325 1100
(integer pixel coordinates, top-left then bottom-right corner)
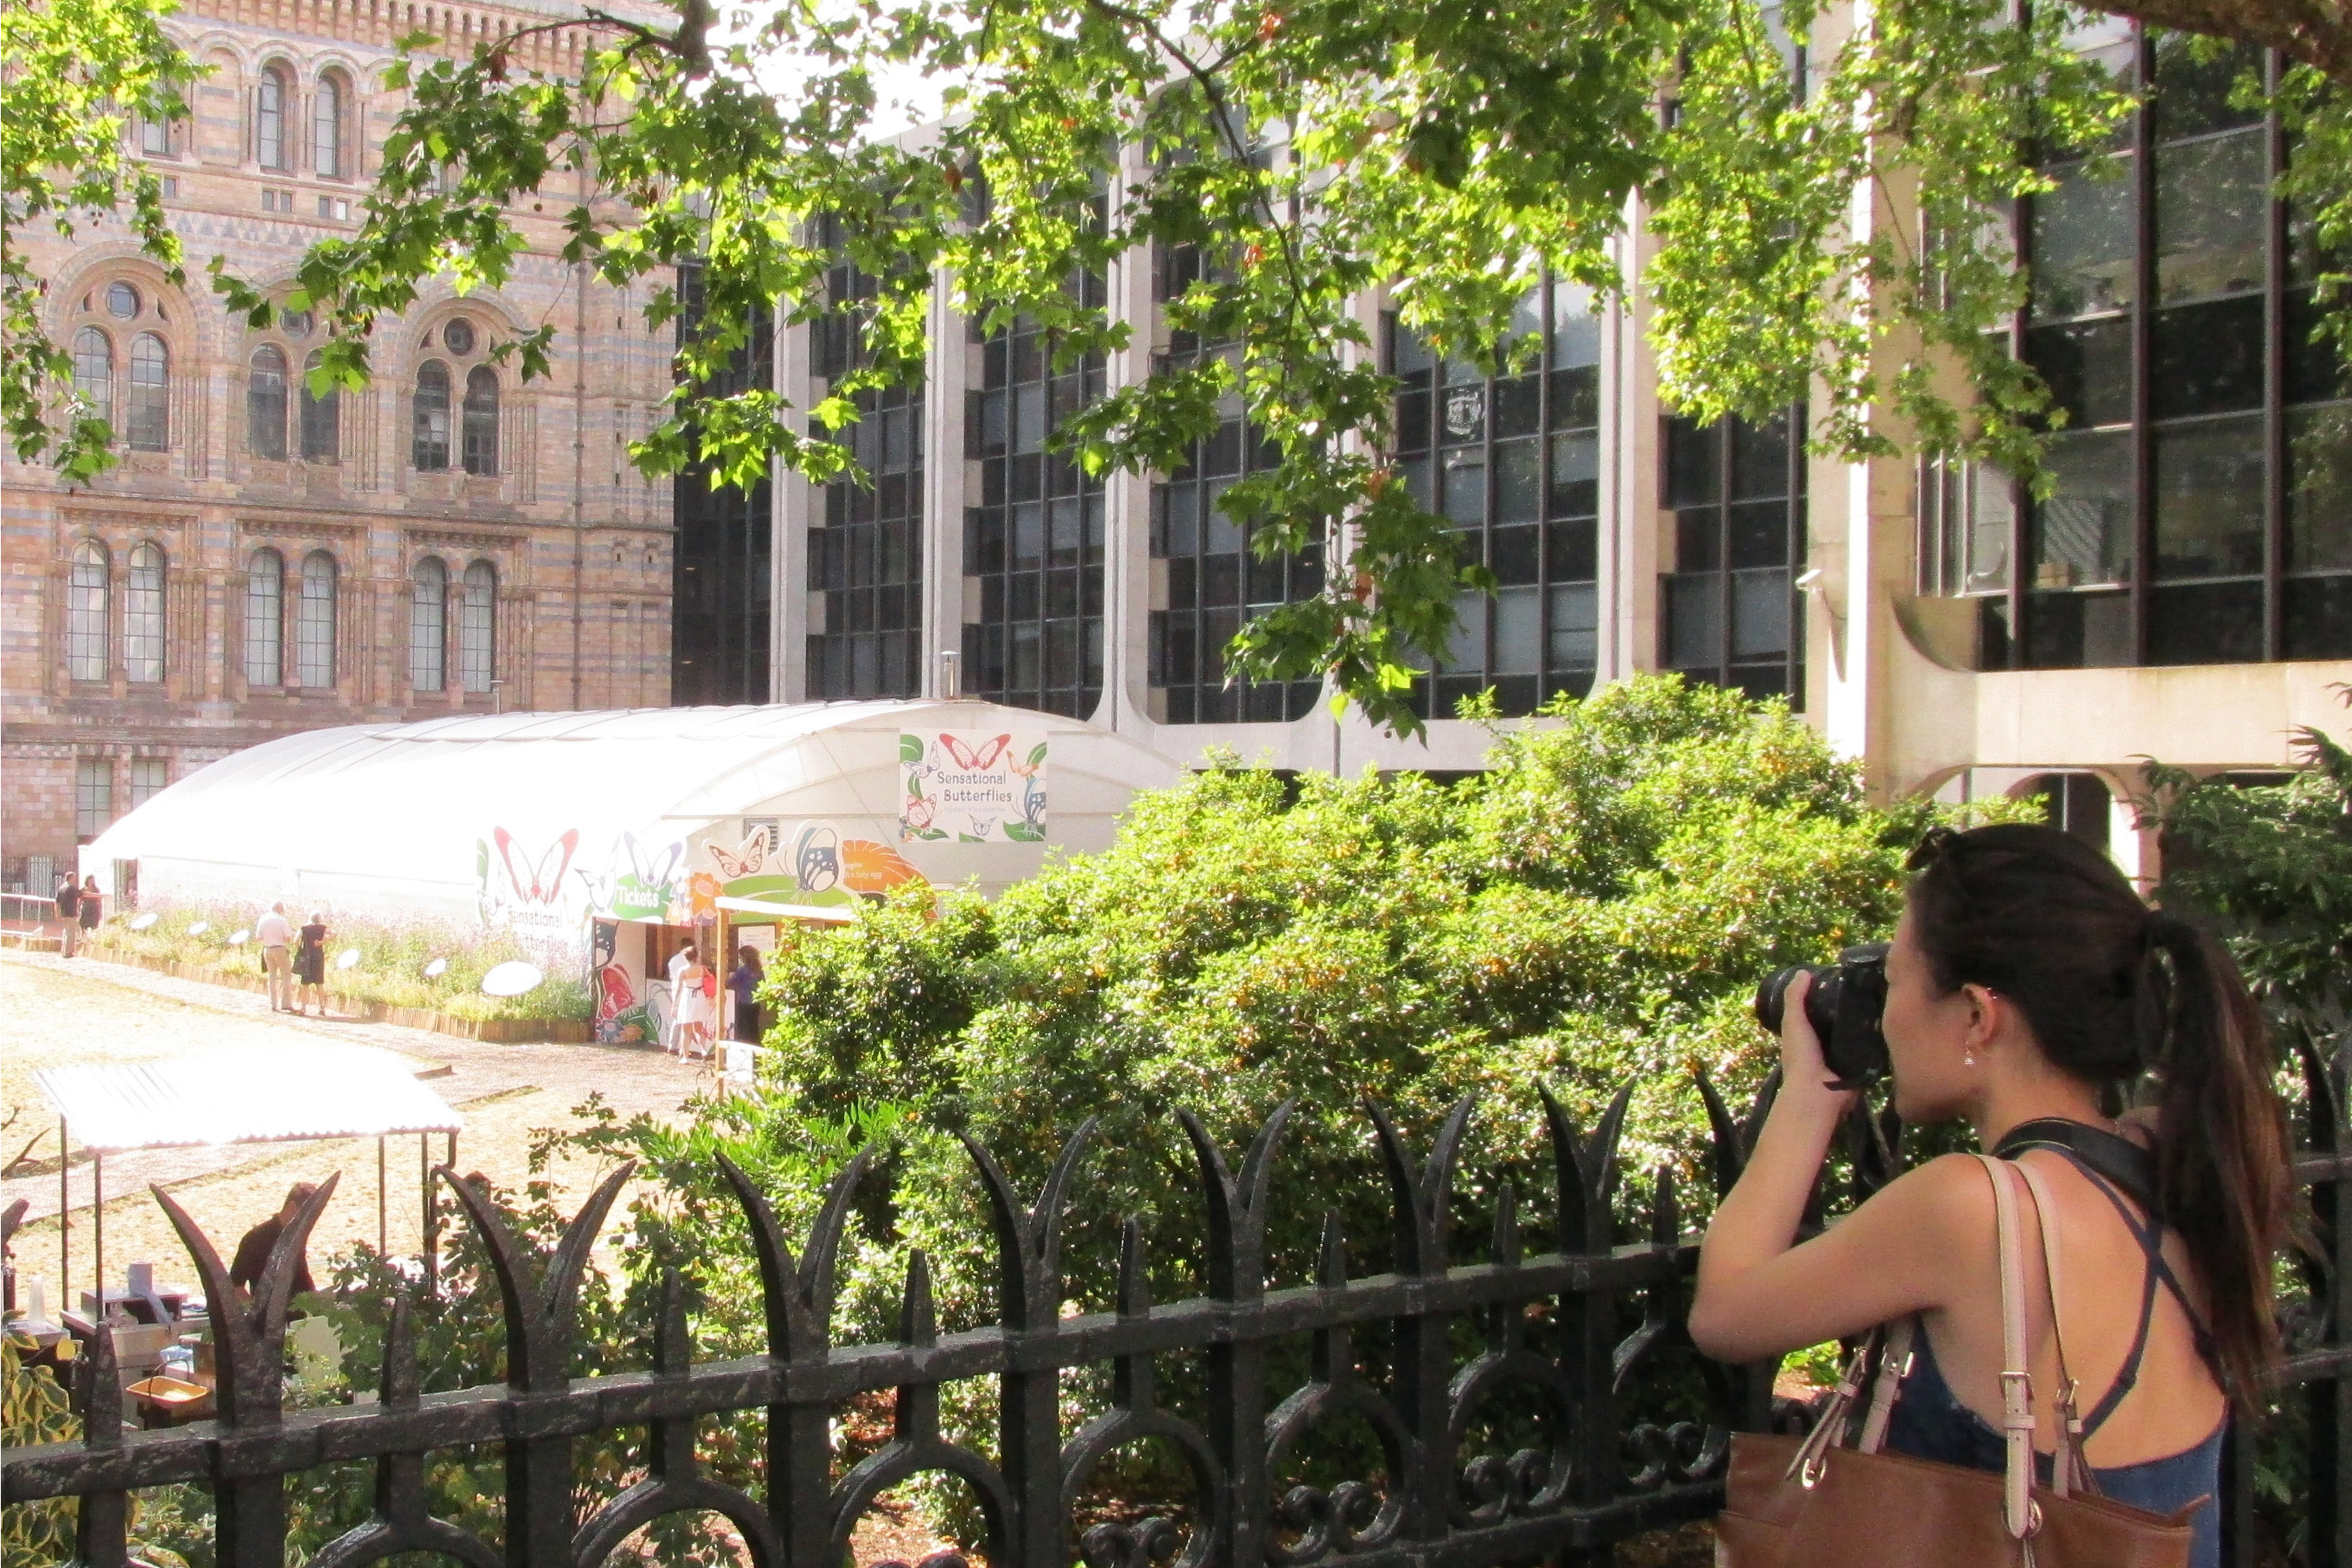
1717 1154 2205 1567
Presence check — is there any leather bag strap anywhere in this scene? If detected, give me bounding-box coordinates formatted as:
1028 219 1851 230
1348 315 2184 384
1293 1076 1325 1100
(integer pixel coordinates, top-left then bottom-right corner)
2013 1157 2099 1498
1854 1314 1915 1455
1973 1153 2041 1545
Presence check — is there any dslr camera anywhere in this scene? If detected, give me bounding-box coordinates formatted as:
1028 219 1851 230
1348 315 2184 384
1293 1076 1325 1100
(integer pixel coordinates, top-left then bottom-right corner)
1753 943 1893 1089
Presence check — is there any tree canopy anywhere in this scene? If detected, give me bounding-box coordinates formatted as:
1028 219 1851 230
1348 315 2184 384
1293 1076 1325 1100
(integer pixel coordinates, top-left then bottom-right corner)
6 0 2348 732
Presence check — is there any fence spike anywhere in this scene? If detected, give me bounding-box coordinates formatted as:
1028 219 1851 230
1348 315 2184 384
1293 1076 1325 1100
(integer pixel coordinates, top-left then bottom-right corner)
958 1119 1096 1331
654 1269 691 1378
1491 1180 1521 1269
1117 1215 1151 1320
1177 1100 1290 1302
899 1249 936 1350
382 1291 420 1411
1651 1165 1679 1248
1693 1068 1747 1200
437 1162 633 1393
1539 1081 1628 1256
1367 1095 1473 1278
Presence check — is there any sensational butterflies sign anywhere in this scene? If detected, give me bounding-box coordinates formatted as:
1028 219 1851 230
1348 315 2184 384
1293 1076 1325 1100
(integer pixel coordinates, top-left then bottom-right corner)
901 730 1047 843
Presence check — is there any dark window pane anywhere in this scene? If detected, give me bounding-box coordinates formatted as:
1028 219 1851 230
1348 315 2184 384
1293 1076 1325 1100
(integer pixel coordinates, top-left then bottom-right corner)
2150 34 2263 143
2031 157 2138 318
1493 587 1540 673
2023 589 2135 668
1442 454 1486 523
1396 389 1432 452
1495 374 1541 438
2154 414 2267 578
2032 430 2134 588
1549 430 1599 516
2148 580 2264 663
2027 317 2134 429
2156 127 2269 304
1729 501 1791 568
1202 553 1241 606
1665 417 1720 505
1550 365 1599 427
1490 525 1540 585
1549 582 1597 669
1731 413 1792 499
1665 574 1721 669
1547 520 1598 582
2285 574 2352 658
2151 295 2267 419
1731 568 1791 658
1495 439 1539 523
1678 508 1722 572
2287 401 2352 570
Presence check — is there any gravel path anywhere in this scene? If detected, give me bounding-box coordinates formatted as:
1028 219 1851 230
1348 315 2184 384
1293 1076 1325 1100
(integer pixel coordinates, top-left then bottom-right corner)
0 950 706 1301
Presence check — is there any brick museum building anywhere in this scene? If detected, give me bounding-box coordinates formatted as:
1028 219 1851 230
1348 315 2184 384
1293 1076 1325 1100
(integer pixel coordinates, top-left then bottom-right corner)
0 0 679 890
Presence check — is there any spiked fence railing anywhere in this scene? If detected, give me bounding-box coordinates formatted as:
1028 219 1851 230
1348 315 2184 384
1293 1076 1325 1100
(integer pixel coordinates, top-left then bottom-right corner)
2 1063 2345 1568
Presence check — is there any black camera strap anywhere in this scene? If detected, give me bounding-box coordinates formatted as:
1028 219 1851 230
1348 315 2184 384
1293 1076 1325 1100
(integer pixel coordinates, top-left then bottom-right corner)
1991 1117 2159 1213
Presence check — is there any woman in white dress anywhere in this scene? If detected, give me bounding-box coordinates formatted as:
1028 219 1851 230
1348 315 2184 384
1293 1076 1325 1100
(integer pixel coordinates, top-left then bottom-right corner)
673 951 717 1060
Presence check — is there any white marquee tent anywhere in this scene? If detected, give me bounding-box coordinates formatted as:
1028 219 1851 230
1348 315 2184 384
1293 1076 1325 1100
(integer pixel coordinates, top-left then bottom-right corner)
82 699 1185 975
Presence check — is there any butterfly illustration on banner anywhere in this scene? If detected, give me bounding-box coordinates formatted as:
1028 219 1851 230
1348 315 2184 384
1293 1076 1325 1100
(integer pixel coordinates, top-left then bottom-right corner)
938 732 1012 771
493 828 579 905
706 826 772 879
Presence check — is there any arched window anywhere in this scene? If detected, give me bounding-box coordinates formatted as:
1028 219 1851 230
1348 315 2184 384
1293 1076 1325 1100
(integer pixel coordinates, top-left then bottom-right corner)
312 72 345 179
127 332 169 452
67 540 109 681
72 327 112 418
258 64 291 170
247 344 288 459
459 560 496 691
299 349 339 461
125 542 165 683
244 549 284 686
412 360 450 471
462 365 499 475
297 550 337 688
410 557 447 691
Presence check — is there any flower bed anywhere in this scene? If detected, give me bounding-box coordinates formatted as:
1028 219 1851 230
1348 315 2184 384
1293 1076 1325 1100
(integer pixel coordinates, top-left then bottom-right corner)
89 905 592 1042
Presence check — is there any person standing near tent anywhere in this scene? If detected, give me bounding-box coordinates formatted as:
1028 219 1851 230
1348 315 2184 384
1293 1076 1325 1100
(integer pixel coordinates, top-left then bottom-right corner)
728 945 765 1045
256 902 296 1011
294 912 329 1017
53 874 81 958
662 941 695 1055
78 876 103 945
230 1182 319 1302
673 947 717 1060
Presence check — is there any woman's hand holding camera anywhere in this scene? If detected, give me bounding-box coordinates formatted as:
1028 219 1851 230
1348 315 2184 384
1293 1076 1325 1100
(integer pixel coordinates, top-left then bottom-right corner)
1774 970 1862 1124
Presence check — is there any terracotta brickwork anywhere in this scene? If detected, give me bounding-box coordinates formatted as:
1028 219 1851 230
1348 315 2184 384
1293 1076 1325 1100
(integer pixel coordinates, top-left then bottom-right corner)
1 0 678 885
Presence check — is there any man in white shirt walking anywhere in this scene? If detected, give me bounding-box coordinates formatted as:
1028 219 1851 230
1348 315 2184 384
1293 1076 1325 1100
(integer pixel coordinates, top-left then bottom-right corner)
256 902 296 1012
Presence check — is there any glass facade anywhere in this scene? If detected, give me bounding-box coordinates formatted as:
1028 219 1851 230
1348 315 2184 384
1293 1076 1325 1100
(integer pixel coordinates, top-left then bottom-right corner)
1938 31 2352 667
1394 280 1604 719
1149 243 1323 724
806 227 923 700
672 266 774 706
963 279 1108 719
1660 408 1808 704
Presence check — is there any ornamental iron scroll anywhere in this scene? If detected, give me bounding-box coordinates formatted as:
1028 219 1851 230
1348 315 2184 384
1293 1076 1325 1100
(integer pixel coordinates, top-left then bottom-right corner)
2 1072 2341 1568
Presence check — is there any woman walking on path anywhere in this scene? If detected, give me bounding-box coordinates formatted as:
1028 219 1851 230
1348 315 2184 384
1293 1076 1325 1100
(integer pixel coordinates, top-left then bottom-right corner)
673 948 717 1061
1691 824 2291 1568
293 912 329 1017
77 876 102 946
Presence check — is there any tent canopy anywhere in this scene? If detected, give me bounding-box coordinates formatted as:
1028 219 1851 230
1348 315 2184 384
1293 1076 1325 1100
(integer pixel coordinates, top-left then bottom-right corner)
83 699 1185 926
37 1045 462 1153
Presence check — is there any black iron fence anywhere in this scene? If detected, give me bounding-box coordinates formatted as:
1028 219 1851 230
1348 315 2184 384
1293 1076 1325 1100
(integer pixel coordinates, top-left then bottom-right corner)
3 1063 2346 1568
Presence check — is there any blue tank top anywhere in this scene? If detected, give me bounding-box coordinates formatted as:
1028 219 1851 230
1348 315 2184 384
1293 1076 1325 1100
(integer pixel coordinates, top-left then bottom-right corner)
1880 1133 2225 1568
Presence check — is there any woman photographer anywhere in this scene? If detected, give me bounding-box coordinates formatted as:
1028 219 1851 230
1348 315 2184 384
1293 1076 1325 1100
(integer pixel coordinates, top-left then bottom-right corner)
1690 823 2291 1568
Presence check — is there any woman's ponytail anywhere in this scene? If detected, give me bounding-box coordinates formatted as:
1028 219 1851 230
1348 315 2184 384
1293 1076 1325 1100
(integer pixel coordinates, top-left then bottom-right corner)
1906 824 2295 1411
2142 914 2292 1411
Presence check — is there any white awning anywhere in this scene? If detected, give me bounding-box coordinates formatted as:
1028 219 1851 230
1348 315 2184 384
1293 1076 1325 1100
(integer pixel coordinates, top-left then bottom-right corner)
36 1045 463 1153
714 896 859 923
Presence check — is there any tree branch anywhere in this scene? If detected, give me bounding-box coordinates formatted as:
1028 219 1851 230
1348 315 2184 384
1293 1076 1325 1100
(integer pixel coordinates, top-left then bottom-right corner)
2094 0 2352 87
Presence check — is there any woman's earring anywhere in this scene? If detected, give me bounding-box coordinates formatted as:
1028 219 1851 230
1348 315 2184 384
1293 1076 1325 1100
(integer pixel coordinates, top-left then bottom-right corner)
1963 1049 1978 1069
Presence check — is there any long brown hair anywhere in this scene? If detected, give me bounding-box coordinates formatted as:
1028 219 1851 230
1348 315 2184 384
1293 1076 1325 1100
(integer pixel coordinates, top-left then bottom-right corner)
1904 823 2291 1411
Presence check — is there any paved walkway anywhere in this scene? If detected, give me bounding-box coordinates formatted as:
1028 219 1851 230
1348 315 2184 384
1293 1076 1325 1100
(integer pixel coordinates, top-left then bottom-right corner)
0 950 706 1290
